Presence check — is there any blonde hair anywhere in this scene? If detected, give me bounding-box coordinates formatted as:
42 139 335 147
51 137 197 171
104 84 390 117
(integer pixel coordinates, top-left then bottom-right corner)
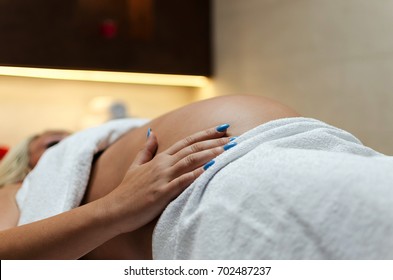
0 136 35 188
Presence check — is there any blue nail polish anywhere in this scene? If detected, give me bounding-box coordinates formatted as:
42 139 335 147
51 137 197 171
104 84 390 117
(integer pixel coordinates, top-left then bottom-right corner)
216 124 230 132
229 137 238 142
203 160 215 170
147 128 152 138
224 142 237 151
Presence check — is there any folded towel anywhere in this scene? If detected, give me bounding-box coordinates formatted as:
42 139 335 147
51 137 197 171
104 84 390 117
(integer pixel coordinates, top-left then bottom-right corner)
153 117 393 259
16 118 148 225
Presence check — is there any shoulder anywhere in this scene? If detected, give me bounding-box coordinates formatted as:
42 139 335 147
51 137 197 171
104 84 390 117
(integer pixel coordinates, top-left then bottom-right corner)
0 183 22 197
0 183 22 230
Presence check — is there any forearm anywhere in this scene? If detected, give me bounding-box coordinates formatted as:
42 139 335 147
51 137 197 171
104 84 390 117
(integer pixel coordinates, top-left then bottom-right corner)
0 199 117 259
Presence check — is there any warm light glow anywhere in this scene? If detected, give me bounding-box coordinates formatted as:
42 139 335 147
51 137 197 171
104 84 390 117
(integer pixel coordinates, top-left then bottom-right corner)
0 66 209 88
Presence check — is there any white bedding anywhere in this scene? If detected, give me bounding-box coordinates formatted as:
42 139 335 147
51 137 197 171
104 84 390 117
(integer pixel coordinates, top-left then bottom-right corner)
153 117 393 259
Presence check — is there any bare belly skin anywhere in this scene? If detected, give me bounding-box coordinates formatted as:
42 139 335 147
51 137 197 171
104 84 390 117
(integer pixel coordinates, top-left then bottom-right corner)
81 95 299 259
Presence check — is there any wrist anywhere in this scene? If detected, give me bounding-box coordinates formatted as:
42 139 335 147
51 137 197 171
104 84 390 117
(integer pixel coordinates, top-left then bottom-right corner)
93 192 134 236
88 197 124 237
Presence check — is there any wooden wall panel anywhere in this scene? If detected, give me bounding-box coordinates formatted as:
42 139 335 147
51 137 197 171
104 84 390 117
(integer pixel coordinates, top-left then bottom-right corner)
0 0 211 75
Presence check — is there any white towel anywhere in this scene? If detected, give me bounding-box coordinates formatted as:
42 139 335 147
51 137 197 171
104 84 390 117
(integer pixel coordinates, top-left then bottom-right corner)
17 118 148 225
153 117 393 259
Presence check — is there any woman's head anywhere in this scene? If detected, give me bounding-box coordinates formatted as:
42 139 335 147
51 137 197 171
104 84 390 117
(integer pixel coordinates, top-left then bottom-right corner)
0 130 70 188
28 130 70 168
0 136 34 188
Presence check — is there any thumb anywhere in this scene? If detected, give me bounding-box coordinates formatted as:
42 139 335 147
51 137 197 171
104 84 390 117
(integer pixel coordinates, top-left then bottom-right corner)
132 128 158 167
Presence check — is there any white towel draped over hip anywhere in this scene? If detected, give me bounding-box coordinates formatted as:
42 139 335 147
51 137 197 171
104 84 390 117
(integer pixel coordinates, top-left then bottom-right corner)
17 118 148 226
153 117 393 259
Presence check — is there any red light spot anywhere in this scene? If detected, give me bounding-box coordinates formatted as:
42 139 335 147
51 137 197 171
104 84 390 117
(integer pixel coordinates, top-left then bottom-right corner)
100 19 118 39
0 146 8 160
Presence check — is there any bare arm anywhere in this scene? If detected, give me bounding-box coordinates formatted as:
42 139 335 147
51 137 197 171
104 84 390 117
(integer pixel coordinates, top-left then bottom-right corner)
0 198 116 259
0 125 231 259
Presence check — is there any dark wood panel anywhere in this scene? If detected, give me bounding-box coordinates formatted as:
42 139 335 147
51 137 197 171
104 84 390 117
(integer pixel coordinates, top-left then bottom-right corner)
0 0 211 75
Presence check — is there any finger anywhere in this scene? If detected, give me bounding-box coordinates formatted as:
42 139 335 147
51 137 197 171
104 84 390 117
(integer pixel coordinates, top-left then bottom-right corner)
131 129 158 167
165 124 230 155
171 146 224 176
172 137 230 164
166 167 205 199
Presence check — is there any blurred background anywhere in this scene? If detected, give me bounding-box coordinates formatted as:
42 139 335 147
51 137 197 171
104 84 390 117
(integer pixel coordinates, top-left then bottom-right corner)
1 0 393 155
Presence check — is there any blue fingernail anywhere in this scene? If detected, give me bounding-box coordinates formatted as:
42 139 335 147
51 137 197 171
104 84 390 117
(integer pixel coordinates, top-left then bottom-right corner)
203 160 215 170
147 128 152 138
223 142 237 151
216 124 230 132
229 137 238 142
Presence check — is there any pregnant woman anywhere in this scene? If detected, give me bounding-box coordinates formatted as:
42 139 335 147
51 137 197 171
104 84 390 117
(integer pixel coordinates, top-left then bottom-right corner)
0 95 298 259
